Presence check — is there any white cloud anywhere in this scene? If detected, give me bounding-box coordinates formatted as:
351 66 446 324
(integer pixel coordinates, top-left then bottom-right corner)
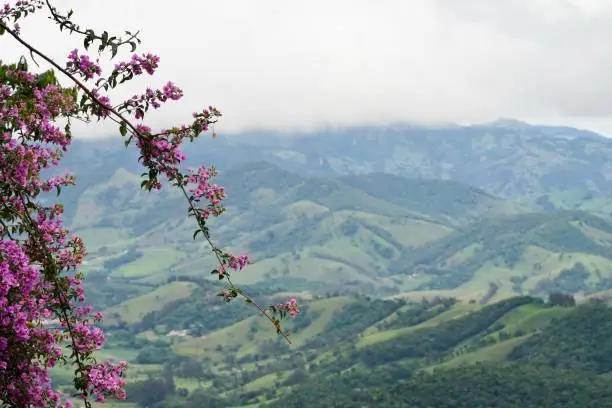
4 0 612 137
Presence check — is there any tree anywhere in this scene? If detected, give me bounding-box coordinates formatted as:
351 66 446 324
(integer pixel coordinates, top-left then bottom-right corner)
162 363 176 395
548 292 576 307
179 359 204 379
0 2 299 406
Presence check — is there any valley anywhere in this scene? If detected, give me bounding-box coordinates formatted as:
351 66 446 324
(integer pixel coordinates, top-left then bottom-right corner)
50 121 612 407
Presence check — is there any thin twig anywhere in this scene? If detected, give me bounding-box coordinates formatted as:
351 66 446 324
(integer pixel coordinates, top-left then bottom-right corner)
44 0 141 54
176 177 292 343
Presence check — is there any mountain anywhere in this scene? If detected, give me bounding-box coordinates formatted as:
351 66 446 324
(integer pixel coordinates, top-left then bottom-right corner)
61 121 612 207
44 122 612 317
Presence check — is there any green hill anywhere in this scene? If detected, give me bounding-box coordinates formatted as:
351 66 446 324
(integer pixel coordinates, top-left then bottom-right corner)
56 124 612 305
71 294 612 408
72 162 531 294
388 210 612 301
69 161 612 324
339 172 523 225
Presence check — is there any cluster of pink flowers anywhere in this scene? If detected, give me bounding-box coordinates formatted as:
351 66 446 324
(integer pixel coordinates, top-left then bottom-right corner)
228 254 249 271
276 298 300 318
113 52 160 77
214 254 250 280
89 89 113 118
0 239 70 406
0 27 127 406
186 165 226 220
0 0 42 23
86 361 128 402
134 129 187 185
122 81 183 119
66 49 102 80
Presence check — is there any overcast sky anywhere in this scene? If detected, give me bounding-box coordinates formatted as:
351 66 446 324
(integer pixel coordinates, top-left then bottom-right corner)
5 0 612 138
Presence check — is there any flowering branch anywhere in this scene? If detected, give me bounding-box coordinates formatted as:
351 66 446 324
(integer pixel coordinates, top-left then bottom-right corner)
0 1 299 407
2 18 298 337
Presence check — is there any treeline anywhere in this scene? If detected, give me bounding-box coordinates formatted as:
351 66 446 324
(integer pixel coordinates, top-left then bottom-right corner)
267 299 612 407
266 364 612 408
375 297 457 332
109 295 612 407
510 300 612 373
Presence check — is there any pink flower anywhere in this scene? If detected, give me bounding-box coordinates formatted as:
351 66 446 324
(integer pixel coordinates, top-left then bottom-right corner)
66 49 102 80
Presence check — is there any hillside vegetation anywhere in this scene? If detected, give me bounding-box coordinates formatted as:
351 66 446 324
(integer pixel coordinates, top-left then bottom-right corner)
54 294 612 407
48 122 612 406
69 161 612 307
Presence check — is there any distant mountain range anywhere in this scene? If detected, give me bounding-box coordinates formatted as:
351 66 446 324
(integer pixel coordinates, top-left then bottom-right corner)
63 120 612 200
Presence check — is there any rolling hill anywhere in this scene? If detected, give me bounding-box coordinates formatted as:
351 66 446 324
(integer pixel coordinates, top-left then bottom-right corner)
63 158 612 313
57 293 612 407
388 210 612 301
69 161 533 296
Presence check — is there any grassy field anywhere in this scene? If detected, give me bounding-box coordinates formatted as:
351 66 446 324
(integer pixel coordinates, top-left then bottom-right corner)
111 247 186 279
429 335 533 371
104 281 198 324
358 302 482 348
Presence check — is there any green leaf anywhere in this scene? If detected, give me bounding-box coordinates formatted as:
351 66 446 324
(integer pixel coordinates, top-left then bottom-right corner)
0 25 5 36
119 121 127 136
38 70 56 87
193 229 202 240
17 56 28 71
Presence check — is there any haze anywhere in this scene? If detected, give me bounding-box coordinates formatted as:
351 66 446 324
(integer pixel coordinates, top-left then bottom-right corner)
4 0 612 137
